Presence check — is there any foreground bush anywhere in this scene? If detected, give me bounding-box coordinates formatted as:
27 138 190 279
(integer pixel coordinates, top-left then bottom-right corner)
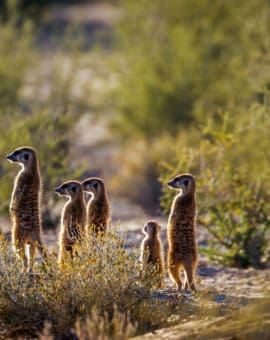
0 231 172 338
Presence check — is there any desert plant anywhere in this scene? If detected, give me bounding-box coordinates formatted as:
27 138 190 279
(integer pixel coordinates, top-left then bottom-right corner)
160 106 270 268
0 230 173 338
0 2 34 108
74 306 136 340
112 0 269 139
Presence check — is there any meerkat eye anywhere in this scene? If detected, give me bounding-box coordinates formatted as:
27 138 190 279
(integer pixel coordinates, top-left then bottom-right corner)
24 153 29 161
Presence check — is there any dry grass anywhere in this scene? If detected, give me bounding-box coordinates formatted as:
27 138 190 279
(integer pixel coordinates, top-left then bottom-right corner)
0 231 173 339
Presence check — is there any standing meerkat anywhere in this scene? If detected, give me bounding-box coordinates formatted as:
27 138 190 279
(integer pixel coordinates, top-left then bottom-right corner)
6 146 47 273
140 220 164 275
54 180 86 265
167 173 197 292
81 177 110 234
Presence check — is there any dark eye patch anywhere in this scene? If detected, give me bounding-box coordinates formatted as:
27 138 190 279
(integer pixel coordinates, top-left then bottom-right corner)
183 179 189 186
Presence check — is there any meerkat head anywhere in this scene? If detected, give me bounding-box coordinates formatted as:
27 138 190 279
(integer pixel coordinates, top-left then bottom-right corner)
143 220 161 237
6 146 36 168
81 177 105 197
167 173 195 194
54 180 82 199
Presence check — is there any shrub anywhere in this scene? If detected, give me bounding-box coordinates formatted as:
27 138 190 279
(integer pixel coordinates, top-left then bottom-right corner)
0 4 34 108
160 105 270 268
0 230 173 338
112 0 269 139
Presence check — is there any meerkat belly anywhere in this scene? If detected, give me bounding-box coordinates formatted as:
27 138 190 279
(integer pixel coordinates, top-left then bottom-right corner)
16 197 39 231
168 218 196 260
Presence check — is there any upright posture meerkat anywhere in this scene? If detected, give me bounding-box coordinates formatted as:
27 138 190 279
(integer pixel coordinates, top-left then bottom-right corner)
6 146 47 273
81 177 110 234
140 220 164 275
167 173 197 291
54 180 86 264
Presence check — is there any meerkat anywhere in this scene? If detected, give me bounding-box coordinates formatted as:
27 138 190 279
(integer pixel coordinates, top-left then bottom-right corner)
81 177 110 234
140 220 164 276
54 180 86 265
167 173 197 292
6 146 47 273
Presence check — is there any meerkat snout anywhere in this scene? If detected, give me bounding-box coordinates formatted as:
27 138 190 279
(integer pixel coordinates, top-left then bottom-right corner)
167 174 193 192
81 178 99 193
6 148 32 164
54 186 64 195
54 182 79 198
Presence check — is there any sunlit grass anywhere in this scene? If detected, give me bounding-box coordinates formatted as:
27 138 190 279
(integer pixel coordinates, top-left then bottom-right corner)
0 231 173 338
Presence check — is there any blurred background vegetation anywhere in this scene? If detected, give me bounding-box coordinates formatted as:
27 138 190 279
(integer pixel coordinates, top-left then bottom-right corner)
0 0 269 267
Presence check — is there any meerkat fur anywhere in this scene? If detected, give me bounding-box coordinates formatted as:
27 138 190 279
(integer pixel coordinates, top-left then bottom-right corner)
167 173 198 292
140 220 164 276
55 180 86 266
81 177 110 234
6 146 47 273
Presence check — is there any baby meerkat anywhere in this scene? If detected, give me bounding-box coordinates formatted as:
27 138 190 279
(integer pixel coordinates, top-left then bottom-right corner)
54 180 86 265
167 173 197 292
6 146 47 273
81 177 110 234
140 220 164 275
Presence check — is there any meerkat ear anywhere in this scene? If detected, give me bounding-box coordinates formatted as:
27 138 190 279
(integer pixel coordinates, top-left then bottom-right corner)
183 179 189 186
71 186 77 193
93 182 98 189
24 153 29 161
143 225 148 233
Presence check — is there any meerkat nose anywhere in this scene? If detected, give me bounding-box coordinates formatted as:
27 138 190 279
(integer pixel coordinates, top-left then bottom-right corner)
54 186 62 194
6 153 14 161
167 180 173 187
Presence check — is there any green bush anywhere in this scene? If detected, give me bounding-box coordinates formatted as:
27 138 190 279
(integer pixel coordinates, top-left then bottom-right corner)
112 0 269 139
160 105 270 268
0 7 34 108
